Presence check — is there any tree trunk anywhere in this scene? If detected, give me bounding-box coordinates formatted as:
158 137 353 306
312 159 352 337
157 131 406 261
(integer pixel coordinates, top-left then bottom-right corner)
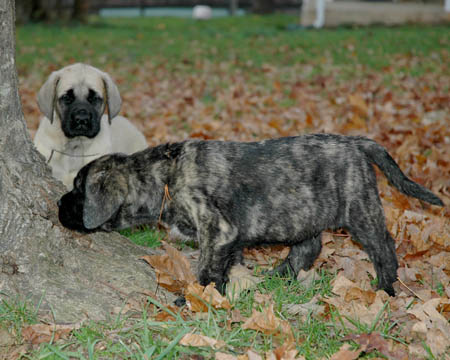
252 0 276 14
0 0 174 323
72 0 89 23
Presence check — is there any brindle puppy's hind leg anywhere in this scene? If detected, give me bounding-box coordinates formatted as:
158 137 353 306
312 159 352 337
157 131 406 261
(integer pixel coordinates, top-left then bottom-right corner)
268 234 322 277
346 202 398 296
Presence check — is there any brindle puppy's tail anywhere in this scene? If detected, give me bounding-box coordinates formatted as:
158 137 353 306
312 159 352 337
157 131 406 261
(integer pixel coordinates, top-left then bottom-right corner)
357 138 444 206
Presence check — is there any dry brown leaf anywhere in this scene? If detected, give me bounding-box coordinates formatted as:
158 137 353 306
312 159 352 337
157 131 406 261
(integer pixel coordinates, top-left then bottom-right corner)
4 344 29 360
406 298 450 355
242 304 293 341
226 308 247 331
331 273 376 305
22 323 78 345
296 269 316 288
230 308 246 323
243 246 289 266
334 256 375 287
266 341 304 360
227 264 260 301
348 93 369 117
426 252 450 271
284 295 324 320
179 332 225 349
324 274 390 328
141 241 196 293
185 282 209 312
253 292 273 306
330 343 362 360
344 113 367 131
425 328 449 358
316 244 335 265
216 352 238 360
342 333 408 360
0 328 15 347
185 282 232 312
154 305 184 322
246 350 262 360
237 355 249 360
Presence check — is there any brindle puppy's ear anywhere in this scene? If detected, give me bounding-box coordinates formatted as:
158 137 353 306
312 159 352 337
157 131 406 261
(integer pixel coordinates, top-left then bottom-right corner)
37 70 61 124
82 169 127 229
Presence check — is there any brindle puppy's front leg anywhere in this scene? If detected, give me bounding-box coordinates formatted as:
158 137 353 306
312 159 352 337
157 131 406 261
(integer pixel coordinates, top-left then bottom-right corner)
197 218 239 294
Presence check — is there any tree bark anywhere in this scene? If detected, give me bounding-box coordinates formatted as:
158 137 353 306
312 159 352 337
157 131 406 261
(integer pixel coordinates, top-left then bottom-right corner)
0 0 174 323
72 0 89 23
252 0 276 14
15 0 53 23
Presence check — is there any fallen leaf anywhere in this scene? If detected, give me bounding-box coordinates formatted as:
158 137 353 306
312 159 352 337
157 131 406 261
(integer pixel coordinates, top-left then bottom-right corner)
237 355 249 360
342 333 408 360
330 343 362 360
4 344 29 360
296 269 316 288
425 328 449 358
253 292 273 306
154 305 183 322
407 298 450 356
227 264 260 301
179 332 225 349
22 323 78 345
284 295 324 320
141 241 196 293
246 350 262 360
323 274 390 329
266 341 304 360
185 282 232 312
230 309 246 323
348 93 369 117
242 304 293 341
331 273 376 304
243 246 289 266
0 328 15 346
216 352 238 360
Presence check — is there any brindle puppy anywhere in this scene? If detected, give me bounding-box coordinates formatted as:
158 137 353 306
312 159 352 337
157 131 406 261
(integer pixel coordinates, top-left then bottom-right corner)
58 134 444 296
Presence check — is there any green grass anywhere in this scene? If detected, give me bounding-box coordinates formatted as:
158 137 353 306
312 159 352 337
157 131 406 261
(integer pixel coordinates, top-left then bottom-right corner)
119 227 163 248
16 15 449 79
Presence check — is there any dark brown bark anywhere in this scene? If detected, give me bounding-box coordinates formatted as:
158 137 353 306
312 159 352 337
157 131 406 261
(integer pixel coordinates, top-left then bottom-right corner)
15 0 53 23
0 0 173 322
252 0 276 14
72 0 89 23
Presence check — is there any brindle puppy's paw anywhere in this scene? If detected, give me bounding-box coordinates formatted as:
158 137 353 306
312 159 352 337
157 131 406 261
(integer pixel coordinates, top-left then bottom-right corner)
199 270 227 295
265 259 296 278
378 282 396 297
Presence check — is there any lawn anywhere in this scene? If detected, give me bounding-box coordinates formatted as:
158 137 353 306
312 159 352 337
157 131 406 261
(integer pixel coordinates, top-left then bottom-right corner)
2 15 449 359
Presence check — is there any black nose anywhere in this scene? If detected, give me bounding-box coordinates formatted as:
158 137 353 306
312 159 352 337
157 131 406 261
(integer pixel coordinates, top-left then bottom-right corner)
72 109 91 127
57 200 62 207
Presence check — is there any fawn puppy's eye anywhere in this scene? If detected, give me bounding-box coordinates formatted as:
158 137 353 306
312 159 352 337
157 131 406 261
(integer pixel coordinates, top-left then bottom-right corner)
87 89 102 104
60 90 74 105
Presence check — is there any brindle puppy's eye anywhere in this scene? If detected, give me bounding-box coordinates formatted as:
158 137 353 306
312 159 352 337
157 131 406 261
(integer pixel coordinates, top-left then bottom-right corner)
87 89 102 104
